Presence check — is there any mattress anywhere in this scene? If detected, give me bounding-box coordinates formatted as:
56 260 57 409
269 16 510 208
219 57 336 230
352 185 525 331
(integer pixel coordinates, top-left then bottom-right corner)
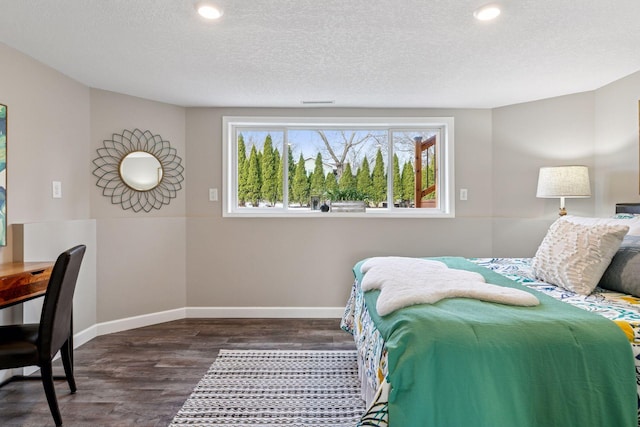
341 257 640 427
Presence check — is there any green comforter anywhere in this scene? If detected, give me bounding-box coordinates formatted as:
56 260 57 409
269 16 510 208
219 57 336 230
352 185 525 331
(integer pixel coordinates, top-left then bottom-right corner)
356 257 636 427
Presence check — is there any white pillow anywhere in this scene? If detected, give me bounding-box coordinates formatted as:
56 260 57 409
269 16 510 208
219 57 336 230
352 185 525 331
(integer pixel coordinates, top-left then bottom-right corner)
562 214 640 236
532 217 629 295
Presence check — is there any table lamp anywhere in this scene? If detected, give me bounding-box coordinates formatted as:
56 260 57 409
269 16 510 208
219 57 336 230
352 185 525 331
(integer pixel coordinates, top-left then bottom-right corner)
536 165 591 216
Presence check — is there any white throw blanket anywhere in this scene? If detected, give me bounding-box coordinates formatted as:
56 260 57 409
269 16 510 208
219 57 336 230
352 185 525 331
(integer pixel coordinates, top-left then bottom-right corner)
361 257 540 316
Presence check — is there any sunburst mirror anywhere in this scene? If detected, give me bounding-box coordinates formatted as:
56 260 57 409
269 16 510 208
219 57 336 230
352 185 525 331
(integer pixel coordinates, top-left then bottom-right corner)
92 129 184 212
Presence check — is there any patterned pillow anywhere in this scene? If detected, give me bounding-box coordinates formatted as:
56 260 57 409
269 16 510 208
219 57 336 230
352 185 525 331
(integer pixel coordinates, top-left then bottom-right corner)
532 217 629 295
561 214 640 236
613 213 639 220
599 235 640 296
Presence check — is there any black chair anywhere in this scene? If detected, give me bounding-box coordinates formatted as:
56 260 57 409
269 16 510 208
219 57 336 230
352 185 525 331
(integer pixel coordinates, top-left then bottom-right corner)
0 245 86 426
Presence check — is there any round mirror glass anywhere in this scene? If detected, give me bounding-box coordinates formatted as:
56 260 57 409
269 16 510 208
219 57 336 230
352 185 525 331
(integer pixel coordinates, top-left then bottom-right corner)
119 151 163 191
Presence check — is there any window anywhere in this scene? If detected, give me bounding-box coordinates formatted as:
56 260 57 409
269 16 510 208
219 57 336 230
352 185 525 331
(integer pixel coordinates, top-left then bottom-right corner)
223 117 454 217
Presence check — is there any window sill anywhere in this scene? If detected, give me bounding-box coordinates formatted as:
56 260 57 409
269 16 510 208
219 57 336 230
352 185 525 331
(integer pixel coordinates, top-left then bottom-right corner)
223 209 455 219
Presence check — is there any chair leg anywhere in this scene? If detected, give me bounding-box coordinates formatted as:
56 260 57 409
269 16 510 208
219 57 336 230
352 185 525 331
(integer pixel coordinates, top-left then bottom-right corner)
60 338 76 393
40 362 63 427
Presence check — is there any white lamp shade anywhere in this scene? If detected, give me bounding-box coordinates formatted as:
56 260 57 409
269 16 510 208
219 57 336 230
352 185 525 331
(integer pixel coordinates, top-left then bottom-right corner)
536 166 591 198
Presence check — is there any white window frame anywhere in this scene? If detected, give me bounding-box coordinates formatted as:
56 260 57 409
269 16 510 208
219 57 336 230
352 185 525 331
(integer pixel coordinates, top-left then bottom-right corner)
222 116 455 218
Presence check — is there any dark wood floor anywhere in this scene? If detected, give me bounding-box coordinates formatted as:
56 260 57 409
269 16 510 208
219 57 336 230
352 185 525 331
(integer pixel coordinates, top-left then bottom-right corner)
0 318 356 427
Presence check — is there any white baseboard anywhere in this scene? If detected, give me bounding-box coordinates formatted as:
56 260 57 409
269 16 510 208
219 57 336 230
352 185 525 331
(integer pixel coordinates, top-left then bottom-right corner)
73 324 98 349
93 307 345 331
185 306 345 318
15 307 342 377
95 308 186 336
74 307 343 346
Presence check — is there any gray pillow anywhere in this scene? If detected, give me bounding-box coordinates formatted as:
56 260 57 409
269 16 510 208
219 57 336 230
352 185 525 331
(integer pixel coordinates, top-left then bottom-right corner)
599 235 640 296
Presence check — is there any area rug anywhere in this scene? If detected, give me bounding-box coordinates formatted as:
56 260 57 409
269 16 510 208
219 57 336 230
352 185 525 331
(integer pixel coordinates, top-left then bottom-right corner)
169 349 366 426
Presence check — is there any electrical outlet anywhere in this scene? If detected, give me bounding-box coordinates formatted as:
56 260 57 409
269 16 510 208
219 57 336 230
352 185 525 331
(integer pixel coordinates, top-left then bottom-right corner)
209 188 218 201
52 181 62 199
460 188 468 201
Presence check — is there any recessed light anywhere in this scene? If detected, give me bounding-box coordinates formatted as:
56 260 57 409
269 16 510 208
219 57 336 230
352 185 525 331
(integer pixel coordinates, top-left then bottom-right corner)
473 3 501 21
196 3 223 20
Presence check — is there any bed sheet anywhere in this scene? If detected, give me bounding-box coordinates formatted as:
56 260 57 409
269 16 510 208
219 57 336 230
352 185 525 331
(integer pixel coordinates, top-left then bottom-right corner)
341 257 640 427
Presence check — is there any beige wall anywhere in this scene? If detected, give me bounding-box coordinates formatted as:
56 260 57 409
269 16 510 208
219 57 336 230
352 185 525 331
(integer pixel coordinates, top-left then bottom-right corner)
14 220 97 335
89 89 187 219
0 43 189 327
0 43 97 335
490 78 640 255
96 217 185 322
594 72 640 216
2 39 640 325
90 89 187 322
493 92 596 219
490 91 597 257
185 107 495 308
0 43 91 262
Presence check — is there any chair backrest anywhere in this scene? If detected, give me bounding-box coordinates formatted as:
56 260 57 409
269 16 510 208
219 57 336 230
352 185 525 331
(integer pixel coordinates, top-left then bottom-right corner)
37 245 86 361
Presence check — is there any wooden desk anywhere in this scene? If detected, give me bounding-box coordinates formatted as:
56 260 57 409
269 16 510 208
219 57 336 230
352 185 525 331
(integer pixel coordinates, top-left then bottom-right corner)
0 262 54 309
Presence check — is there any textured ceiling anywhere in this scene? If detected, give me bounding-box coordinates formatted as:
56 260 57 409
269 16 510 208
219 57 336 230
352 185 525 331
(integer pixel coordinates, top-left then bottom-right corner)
1 0 639 109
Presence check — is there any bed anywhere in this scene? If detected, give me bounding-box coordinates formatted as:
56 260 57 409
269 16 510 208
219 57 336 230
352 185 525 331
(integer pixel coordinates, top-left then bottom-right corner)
341 204 640 427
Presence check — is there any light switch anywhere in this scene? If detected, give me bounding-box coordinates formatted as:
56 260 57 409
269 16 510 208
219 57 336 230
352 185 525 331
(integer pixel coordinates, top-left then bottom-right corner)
52 181 62 199
209 188 218 202
460 188 468 201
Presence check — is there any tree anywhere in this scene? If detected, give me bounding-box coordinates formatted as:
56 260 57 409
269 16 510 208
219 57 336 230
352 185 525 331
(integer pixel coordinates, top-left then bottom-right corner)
287 145 295 202
237 134 248 206
325 171 338 197
246 145 262 207
316 130 375 179
274 148 283 203
356 156 372 202
309 153 325 196
339 162 356 191
291 154 310 206
393 154 402 203
401 161 415 204
260 134 278 206
371 148 386 206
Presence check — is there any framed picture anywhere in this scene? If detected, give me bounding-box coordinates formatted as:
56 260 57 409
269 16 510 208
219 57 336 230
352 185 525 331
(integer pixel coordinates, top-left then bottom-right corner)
0 104 6 246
